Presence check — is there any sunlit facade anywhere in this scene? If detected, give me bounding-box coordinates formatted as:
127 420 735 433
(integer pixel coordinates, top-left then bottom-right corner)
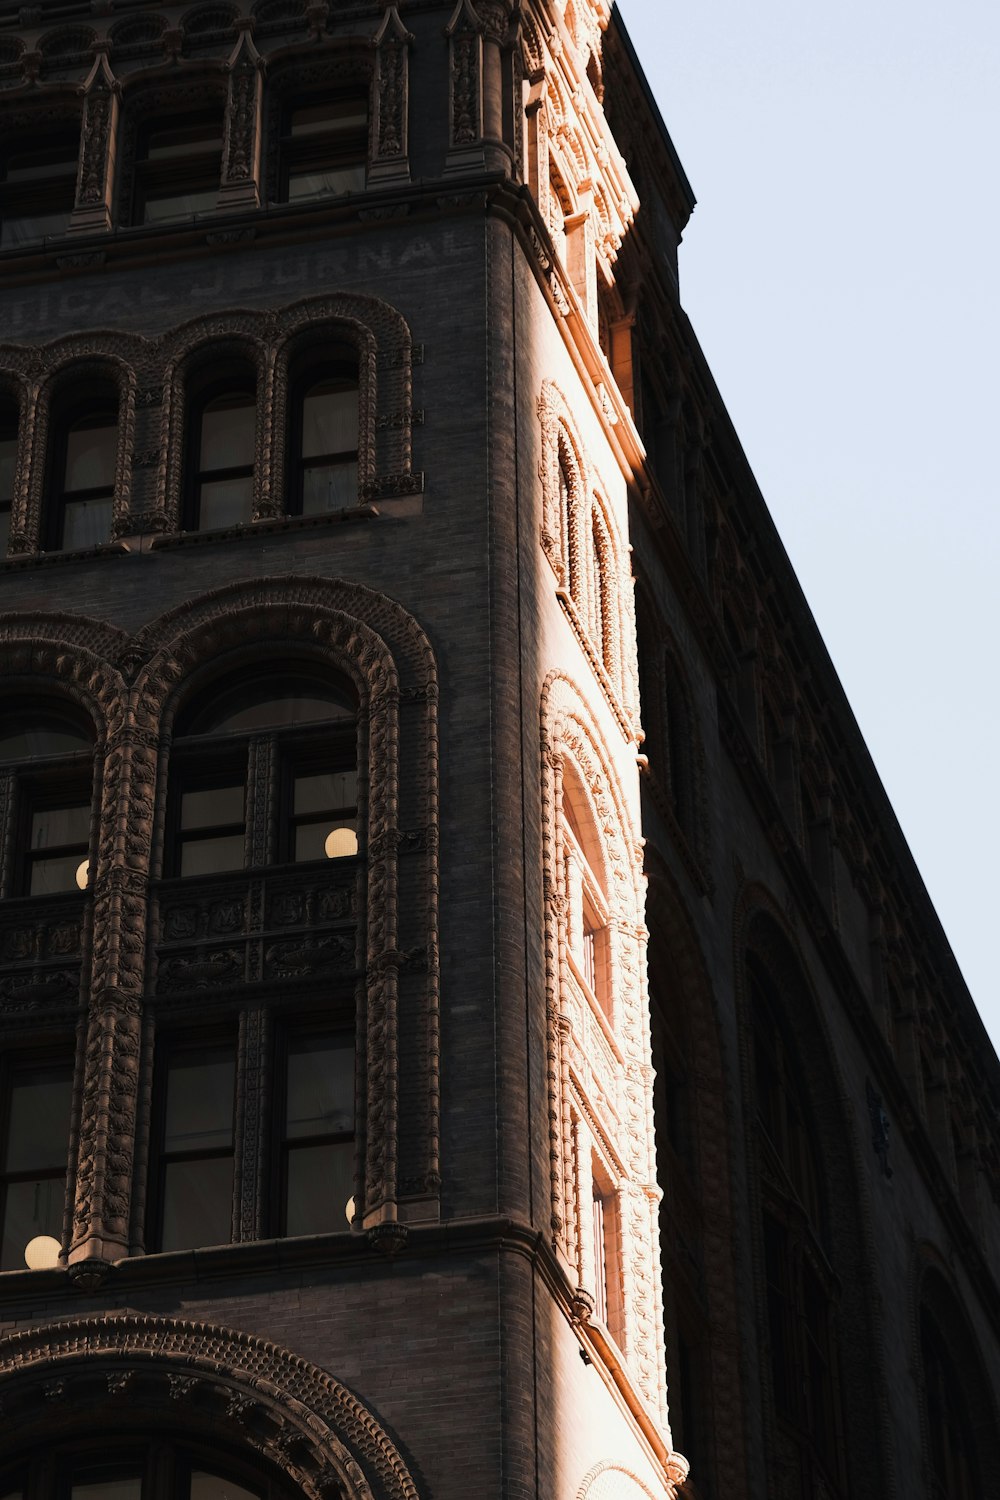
0 3 996 1499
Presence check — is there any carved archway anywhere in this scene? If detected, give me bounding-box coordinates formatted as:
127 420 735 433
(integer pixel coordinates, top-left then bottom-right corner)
0 1312 421 1500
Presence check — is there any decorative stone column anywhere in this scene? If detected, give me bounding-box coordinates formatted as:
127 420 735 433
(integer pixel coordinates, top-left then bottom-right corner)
370 5 414 186
69 46 120 235
218 20 266 214
444 0 513 175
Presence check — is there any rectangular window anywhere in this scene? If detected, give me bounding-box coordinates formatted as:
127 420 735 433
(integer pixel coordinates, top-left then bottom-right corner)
153 1044 235 1252
0 1060 72 1271
590 1160 622 1341
280 1033 354 1236
290 767 358 862
174 774 246 878
135 115 223 225
281 97 367 204
0 130 79 248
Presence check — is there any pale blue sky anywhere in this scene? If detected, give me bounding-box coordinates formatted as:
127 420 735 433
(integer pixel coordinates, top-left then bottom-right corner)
616 1 1000 1054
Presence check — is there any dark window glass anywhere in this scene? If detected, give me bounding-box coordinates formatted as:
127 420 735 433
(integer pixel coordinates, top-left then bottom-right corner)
155 1047 235 1252
287 369 359 516
291 769 358 862
0 412 16 556
50 406 117 552
27 801 91 895
0 129 78 248
281 1035 354 1236
177 778 246 878
0 707 92 762
0 1062 72 1270
135 114 223 225
191 389 255 530
2 1444 275 1500
182 673 354 736
280 97 367 204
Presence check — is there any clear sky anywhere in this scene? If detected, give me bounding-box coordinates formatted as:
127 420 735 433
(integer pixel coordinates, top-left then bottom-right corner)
615 1 1000 1054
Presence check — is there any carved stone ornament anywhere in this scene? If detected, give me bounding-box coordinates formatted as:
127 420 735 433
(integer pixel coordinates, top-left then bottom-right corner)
370 5 414 183
539 672 667 1423
219 24 266 211
445 0 484 157
70 48 120 234
0 1313 422 1500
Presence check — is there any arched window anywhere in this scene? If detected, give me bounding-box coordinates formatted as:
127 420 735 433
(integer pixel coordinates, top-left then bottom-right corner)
167 665 357 877
560 764 611 1022
186 373 257 531
0 396 16 555
289 355 359 514
133 108 225 225
0 698 95 897
279 93 367 202
151 664 359 1253
0 122 79 247
750 958 843 1496
48 392 118 551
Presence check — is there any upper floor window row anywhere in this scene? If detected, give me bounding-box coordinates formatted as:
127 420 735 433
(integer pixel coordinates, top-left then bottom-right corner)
0 350 360 555
0 90 369 247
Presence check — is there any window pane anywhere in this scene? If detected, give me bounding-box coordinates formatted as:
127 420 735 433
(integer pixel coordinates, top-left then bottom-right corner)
197 477 253 531
146 126 222 160
285 1141 354 1237
164 1055 234 1154
286 1041 354 1139
301 385 358 459
71 1478 142 1500
179 833 245 877
0 508 10 557
190 1475 261 1500
188 680 353 735
161 1157 233 1251
294 819 358 863
200 397 256 470
289 101 366 137
30 804 89 849
65 422 116 491
29 853 88 896
6 1071 72 1172
0 210 72 247
301 460 358 515
0 716 91 760
293 770 357 816
287 164 366 201
180 784 244 831
142 187 219 224
0 436 16 501
60 495 113 551
0 1176 64 1270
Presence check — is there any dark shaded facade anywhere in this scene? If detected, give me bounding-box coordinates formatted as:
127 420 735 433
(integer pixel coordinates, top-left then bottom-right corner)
0 4 996 1500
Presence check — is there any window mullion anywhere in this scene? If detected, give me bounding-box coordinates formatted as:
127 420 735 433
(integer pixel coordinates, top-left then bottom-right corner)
245 736 276 869
233 1007 270 1242
0 767 17 900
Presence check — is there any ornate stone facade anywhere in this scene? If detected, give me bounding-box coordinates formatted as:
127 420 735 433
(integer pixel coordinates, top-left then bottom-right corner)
0 3 996 1500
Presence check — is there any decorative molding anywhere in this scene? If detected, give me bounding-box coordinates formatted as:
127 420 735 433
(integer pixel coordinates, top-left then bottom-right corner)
370 6 413 185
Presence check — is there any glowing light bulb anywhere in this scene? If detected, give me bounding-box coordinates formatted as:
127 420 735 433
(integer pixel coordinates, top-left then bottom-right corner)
75 858 89 890
24 1235 61 1270
345 1196 356 1226
324 827 358 859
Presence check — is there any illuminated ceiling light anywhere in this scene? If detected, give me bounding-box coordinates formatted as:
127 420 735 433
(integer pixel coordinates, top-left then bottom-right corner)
75 858 89 889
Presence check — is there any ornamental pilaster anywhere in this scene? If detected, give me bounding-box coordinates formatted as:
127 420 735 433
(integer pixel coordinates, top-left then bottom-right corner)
70 46 120 235
218 21 266 213
370 5 414 185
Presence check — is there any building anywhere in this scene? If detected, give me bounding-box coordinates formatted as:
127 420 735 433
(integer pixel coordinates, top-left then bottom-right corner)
0 2 997 1499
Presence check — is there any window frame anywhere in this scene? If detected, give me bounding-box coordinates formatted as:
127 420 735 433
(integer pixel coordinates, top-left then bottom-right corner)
277 92 368 206
46 397 119 553
146 1033 238 1255
184 372 258 533
0 122 80 250
287 357 360 517
271 1019 356 1238
0 1050 74 1274
0 399 18 556
132 110 225 228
